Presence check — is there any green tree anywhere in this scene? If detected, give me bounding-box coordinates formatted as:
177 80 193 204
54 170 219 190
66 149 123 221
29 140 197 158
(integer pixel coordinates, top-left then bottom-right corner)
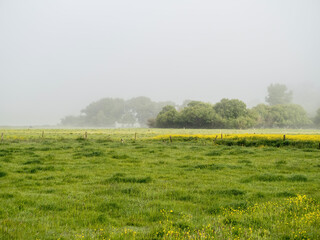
127 97 175 127
81 98 125 126
265 84 292 105
155 105 178 128
229 111 257 129
178 99 193 110
213 99 248 119
252 104 272 127
177 101 222 128
213 99 256 129
252 104 311 128
270 104 311 128
314 108 320 127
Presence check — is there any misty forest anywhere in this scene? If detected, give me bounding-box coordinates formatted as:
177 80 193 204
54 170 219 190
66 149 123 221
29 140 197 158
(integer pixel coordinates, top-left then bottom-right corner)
1 1 320 240
61 84 318 129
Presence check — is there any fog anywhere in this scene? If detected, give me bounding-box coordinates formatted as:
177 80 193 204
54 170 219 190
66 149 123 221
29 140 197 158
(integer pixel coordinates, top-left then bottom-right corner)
1 0 320 126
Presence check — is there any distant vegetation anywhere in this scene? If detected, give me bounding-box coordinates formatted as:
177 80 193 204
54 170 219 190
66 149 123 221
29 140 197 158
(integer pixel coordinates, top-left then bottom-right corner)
61 84 319 128
152 99 312 129
265 83 293 106
61 96 174 127
314 108 320 127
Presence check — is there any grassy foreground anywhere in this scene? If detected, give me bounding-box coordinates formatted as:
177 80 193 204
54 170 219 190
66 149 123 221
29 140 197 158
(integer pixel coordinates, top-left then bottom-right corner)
0 129 320 239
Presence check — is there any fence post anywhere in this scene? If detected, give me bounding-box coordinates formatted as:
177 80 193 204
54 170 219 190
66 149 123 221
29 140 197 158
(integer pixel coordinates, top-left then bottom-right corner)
1 133 3 142
135 132 137 141
42 131 44 138
169 136 172 143
214 135 218 144
84 131 87 140
283 135 286 141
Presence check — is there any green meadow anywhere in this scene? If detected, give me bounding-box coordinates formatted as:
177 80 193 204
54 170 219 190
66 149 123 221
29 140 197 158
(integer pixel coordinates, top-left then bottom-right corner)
0 129 320 239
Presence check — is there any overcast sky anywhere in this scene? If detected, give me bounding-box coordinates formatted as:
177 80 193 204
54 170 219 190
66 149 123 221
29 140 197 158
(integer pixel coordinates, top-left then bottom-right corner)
1 0 320 125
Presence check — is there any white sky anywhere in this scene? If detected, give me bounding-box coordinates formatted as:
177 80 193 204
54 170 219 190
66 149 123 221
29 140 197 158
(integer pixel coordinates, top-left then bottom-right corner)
1 0 320 125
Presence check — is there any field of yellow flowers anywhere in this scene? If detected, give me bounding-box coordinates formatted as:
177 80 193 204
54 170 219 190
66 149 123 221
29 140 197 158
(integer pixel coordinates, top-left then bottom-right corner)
153 133 320 142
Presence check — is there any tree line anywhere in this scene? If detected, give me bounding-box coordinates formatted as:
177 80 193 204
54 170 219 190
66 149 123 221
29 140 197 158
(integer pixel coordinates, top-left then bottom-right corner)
61 84 320 128
61 96 174 127
151 99 312 129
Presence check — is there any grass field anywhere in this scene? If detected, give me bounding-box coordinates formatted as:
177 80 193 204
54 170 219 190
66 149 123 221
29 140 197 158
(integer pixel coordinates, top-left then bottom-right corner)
0 129 320 239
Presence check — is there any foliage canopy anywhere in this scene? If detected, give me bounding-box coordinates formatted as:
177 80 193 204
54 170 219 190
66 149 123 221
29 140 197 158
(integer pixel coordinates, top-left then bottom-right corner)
265 83 293 105
60 83 319 129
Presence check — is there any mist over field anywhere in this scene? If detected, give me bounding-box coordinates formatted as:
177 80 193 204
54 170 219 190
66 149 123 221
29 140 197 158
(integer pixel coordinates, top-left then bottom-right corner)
2 2 320 238
1 0 320 126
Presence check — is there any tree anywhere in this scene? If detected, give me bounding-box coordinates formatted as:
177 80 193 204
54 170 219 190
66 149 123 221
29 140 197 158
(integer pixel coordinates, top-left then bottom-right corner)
265 84 292 106
251 104 272 127
153 99 258 129
155 105 178 128
252 104 312 128
81 98 125 126
177 101 223 128
118 111 137 125
60 96 177 127
213 99 257 129
178 99 193 110
314 108 320 127
126 96 175 127
213 99 248 119
270 104 311 128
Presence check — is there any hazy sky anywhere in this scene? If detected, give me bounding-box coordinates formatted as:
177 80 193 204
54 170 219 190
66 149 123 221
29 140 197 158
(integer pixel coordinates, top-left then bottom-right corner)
1 0 320 125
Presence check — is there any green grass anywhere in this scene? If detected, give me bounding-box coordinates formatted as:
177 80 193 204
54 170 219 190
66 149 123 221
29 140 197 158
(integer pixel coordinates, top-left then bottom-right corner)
0 129 320 239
